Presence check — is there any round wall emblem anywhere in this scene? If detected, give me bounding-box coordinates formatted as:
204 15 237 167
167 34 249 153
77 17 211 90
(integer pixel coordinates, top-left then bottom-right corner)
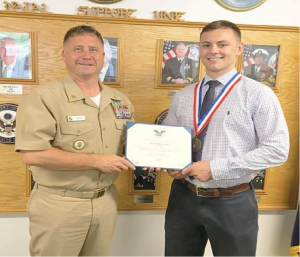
89 0 123 4
74 140 85 150
0 103 18 144
216 0 266 11
155 109 168 125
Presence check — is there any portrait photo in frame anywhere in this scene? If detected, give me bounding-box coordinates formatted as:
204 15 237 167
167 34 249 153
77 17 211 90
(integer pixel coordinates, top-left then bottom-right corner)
99 37 124 88
0 31 38 84
155 39 203 89
128 168 161 195
252 169 268 195
241 44 281 91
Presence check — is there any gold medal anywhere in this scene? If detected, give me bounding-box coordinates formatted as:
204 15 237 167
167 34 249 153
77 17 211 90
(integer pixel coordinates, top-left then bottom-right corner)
192 137 201 153
74 140 85 150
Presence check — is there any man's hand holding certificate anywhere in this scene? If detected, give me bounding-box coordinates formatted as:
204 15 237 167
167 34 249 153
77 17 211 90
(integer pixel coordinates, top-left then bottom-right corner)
125 122 192 170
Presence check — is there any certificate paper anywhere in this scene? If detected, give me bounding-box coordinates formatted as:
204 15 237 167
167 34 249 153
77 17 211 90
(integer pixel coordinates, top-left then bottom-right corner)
125 122 192 170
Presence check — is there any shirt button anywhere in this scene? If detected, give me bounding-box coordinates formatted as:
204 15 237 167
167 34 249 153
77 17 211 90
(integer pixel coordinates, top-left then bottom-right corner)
103 127 106 131
83 192 86 195
105 145 108 148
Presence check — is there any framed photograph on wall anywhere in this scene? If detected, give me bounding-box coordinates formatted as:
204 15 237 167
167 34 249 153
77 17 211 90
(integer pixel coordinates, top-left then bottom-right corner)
128 168 161 195
241 44 281 91
0 31 38 84
155 39 203 89
99 37 124 88
252 169 268 195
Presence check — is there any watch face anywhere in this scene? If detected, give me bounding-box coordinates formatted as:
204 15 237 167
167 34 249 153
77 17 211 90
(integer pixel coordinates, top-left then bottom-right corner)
216 0 266 11
155 109 169 125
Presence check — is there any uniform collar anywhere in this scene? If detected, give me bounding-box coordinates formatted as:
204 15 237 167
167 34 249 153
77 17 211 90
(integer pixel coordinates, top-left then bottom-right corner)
62 75 122 112
63 75 86 102
99 83 122 113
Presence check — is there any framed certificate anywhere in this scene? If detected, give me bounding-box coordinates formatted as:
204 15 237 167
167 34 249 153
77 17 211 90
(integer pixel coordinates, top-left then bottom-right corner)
125 122 192 170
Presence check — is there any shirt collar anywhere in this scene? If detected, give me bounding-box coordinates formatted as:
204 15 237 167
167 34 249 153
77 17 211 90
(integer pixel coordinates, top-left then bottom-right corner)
204 68 238 87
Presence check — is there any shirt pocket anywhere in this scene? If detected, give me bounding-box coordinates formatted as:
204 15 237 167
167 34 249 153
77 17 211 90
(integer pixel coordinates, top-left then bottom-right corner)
60 123 94 153
114 119 127 156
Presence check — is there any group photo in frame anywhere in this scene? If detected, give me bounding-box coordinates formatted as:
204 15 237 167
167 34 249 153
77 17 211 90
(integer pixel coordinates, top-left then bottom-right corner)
100 37 123 88
241 44 281 91
128 168 161 195
155 39 201 89
0 31 37 84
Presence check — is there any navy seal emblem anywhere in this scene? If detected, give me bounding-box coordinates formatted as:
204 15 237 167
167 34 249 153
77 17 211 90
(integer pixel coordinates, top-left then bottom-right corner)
0 103 17 144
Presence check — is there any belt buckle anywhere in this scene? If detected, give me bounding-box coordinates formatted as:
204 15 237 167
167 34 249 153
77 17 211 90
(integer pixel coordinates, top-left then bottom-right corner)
196 186 206 197
93 189 105 198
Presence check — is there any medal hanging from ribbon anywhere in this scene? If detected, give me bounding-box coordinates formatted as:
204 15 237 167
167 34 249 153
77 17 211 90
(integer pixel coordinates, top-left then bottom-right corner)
192 72 242 152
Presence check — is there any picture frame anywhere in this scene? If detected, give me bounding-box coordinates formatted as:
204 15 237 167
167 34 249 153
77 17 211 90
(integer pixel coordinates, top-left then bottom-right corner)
155 39 204 89
240 44 281 92
252 169 268 195
100 37 124 88
128 168 161 195
0 31 38 84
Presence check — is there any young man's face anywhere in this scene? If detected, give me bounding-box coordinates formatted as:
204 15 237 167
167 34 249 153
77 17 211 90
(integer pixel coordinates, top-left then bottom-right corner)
0 40 19 66
62 33 105 79
200 28 243 79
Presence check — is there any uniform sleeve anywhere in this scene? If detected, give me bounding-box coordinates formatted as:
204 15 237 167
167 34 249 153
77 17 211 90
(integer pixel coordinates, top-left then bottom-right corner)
211 86 290 180
15 89 57 151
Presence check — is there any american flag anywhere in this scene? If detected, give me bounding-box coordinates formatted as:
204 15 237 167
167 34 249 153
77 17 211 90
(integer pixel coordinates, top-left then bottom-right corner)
242 44 255 71
162 41 176 68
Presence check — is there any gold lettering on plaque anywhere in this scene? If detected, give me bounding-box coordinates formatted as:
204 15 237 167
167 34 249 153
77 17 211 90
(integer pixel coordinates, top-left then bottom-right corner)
77 6 136 19
154 10 185 21
3 1 48 12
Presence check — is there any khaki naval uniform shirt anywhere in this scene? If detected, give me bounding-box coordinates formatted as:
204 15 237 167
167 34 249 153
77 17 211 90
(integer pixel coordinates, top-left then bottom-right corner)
15 75 134 191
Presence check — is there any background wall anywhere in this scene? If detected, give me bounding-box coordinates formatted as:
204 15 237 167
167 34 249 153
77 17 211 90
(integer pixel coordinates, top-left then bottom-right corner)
0 0 299 256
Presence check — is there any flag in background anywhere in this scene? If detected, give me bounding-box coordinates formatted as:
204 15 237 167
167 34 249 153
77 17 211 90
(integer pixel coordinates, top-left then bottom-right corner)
162 41 176 68
290 205 299 256
242 44 255 71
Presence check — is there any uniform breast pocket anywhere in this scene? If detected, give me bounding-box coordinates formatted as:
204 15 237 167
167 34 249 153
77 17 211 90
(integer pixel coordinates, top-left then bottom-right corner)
114 119 127 155
60 123 94 153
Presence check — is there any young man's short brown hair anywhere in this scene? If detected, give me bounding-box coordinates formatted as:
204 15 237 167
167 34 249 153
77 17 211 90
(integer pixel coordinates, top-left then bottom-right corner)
200 20 241 42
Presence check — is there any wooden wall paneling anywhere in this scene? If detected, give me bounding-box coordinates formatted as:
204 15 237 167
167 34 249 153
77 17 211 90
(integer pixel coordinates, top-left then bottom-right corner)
0 12 298 212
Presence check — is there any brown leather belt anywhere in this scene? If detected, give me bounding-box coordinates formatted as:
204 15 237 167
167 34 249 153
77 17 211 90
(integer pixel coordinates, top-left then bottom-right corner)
36 184 110 199
180 179 250 198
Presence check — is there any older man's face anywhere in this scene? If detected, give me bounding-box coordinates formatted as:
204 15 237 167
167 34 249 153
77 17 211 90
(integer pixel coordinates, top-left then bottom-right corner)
176 44 186 59
0 40 19 66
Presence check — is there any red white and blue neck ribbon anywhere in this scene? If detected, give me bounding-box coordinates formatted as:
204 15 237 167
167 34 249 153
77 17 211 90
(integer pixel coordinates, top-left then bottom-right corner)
193 72 242 136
